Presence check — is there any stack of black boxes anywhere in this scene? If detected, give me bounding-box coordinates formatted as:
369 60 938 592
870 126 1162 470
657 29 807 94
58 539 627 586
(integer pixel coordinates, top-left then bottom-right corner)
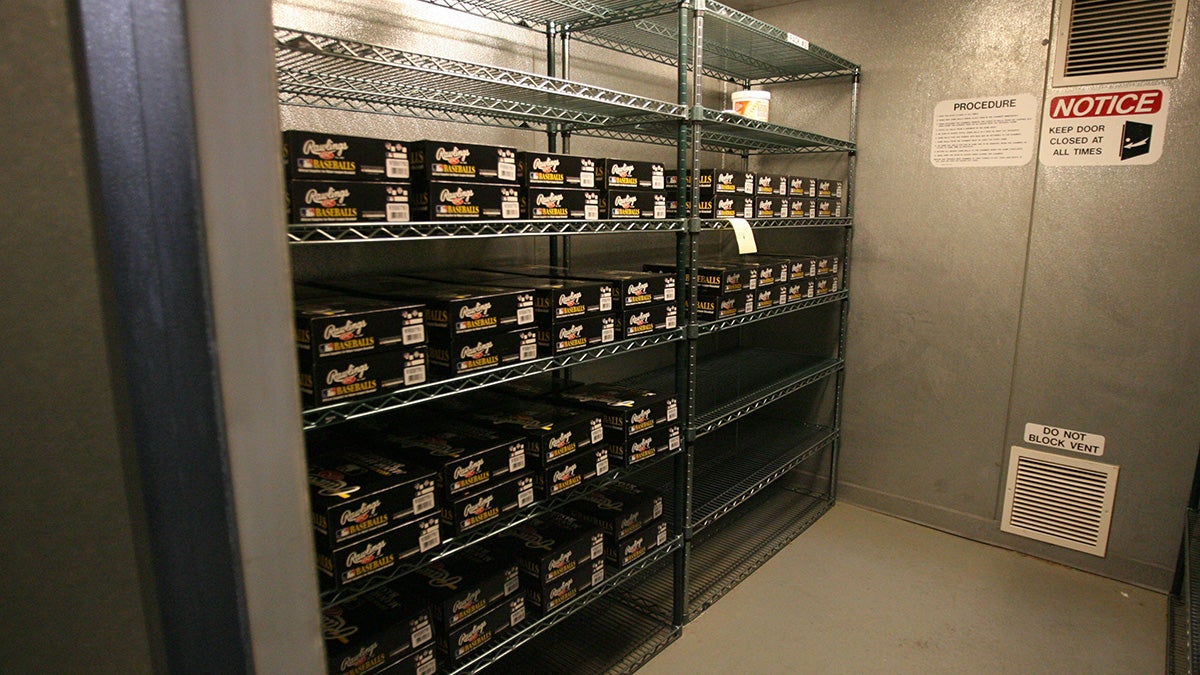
569 481 668 571
517 151 606 220
408 140 521 221
284 131 415 225
789 175 845 218
606 158 669 219
484 512 606 617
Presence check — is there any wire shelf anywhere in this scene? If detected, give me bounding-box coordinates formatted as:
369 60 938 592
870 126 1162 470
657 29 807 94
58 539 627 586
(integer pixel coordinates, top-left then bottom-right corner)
414 0 681 32
302 329 683 429
694 108 855 154
696 290 848 336
701 216 852 231
451 538 682 674
691 420 836 533
619 482 832 622
287 218 685 243
275 28 684 131
1170 594 1189 675
1186 509 1200 670
486 559 681 674
572 0 858 84
319 449 681 608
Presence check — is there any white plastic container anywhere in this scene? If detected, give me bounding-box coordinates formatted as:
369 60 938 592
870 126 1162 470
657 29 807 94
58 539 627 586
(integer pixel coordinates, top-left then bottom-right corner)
731 90 771 122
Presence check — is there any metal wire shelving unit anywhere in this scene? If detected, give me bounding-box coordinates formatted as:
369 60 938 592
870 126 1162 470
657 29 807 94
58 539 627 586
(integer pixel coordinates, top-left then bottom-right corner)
277 0 858 670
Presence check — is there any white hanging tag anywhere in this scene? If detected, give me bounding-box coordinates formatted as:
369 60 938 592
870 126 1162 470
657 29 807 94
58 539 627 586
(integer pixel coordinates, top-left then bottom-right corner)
728 218 757 254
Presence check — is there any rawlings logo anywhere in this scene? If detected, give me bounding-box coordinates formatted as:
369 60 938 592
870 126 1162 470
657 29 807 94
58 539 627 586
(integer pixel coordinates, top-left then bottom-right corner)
339 500 381 525
323 319 367 340
548 431 572 449
423 564 464 588
613 195 636 209
632 437 652 453
628 282 648 295
458 622 487 646
345 541 386 567
305 187 350 207
536 193 564 207
625 538 644 556
550 579 574 599
302 139 349 159
548 551 573 570
531 157 561 172
558 325 583 340
459 302 492 320
320 610 358 641
559 291 582 307
452 589 482 614
464 495 495 516
439 188 474 205
453 459 485 480
718 171 733 184
631 409 651 424
552 464 578 483
326 363 369 385
629 312 650 326
611 163 634 177
435 147 471 164
339 644 378 672
460 341 493 360
718 199 734 210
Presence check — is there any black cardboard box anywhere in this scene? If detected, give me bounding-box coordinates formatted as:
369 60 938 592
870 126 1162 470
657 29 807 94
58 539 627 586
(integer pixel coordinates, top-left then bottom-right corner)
314 278 535 335
406 547 521 629
671 169 755 195
409 140 517 183
399 270 613 323
695 288 755 321
288 180 412 224
608 190 668 219
441 471 535 535
477 265 675 311
568 481 664 540
307 447 438 548
786 274 842 302
412 181 521 220
284 130 412 182
299 347 428 406
532 446 609 499
451 396 605 468
317 514 442 590
711 195 756 219
521 187 604 220
743 256 788 287
608 519 668 569
517 152 604 188
554 382 679 439
536 314 617 355
788 197 816 218
605 158 666 190
619 303 677 339
372 424 527 499
295 287 426 359
788 176 816 197
754 173 788 196
753 285 787 310
754 196 784 218
816 178 845 199
426 327 538 379
437 596 524 670
815 198 844 218
485 512 604 587
526 556 605 615
607 423 680 467
321 587 434 675
643 261 752 294
376 646 437 675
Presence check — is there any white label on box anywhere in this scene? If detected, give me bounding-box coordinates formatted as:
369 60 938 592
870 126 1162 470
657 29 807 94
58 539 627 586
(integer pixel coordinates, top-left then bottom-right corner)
654 203 667 219
386 158 410 179
517 487 534 508
504 575 519 597
413 493 435 515
931 94 1036 168
584 204 599 220
417 659 437 675
656 526 667 546
1039 87 1168 166
652 175 664 190
418 528 440 552
666 400 678 421
664 282 675 302
591 423 604 445
668 432 680 452
728 217 757 254
602 326 615 343
510 602 525 626
402 325 425 345
653 500 663 519
592 566 605 588
510 451 525 472
591 540 604 560
580 172 594 189
786 33 810 49
404 366 426 386
411 622 433 648
517 308 535 325
498 162 517 181
387 203 411 222
665 312 677 329
600 294 612 312
520 343 538 361
502 201 520 219
1023 422 1106 456
596 455 609 475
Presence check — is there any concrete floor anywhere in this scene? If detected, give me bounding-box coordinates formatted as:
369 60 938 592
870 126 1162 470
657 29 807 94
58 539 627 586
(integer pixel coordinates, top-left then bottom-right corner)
641 503 1166 674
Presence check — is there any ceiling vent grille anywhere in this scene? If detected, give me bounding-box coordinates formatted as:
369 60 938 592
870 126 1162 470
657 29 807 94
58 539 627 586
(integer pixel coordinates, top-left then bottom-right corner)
1053 0 1188 86
1000 446 1119 557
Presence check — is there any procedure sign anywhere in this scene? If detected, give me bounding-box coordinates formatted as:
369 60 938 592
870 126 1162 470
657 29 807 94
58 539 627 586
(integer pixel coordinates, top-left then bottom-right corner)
931 94 1036 167
1039 87 1169 166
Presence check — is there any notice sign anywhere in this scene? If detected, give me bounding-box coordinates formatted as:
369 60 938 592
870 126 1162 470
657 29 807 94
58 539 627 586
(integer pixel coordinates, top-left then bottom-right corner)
1024 423 1106 456
1039 87 1168 166
931 94 1036 167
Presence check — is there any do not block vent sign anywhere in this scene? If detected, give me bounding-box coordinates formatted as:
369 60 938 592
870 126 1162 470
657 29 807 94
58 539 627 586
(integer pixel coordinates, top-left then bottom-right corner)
1039 87 1169 166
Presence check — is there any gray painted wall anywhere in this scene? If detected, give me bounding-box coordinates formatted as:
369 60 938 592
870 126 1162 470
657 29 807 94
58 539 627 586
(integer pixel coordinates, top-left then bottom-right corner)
753 0 1200 590
0 1 160 672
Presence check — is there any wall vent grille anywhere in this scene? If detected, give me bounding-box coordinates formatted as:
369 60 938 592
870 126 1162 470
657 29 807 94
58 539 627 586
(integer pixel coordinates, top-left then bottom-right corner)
1053 0 1187 86
1000 446 1119 557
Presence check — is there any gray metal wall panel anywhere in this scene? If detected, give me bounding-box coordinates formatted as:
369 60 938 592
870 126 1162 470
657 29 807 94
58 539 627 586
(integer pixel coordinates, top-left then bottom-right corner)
751 0 1198 590
0 1 159 671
